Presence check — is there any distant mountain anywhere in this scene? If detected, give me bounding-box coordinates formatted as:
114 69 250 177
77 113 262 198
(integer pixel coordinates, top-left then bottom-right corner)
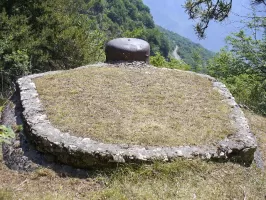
90 0 214 66
157 26 215 67
88 0 171 58
142 0 255 52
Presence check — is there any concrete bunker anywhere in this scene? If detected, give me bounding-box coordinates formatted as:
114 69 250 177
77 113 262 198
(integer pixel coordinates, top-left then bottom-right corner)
105 38 150 63
6 38 258 168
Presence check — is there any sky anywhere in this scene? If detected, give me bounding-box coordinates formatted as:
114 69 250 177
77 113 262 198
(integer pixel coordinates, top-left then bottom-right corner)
143 0 263 52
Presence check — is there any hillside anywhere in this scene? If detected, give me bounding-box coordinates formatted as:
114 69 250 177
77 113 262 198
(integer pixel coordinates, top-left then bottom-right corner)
157 26 215 68
88 0 170 58
1 0 219 97
91 0 214 66
0 0 171 95
1 64 266 198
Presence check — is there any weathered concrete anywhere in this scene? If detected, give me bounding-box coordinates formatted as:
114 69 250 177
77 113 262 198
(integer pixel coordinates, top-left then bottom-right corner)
16 63 257 168
105 38 150 63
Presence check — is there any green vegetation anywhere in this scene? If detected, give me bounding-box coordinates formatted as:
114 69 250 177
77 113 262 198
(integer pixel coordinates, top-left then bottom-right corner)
34 66 233 146
207 15 266 115
150 52 191 70
184 0 266 38
0 0 266 199
0 125 15 144
88 0 170 57
0 0 106 96
245 110 266 167
157 26 214 71
92 160 265 200
0 0 173 97
0 109 265 199
0 100 16 145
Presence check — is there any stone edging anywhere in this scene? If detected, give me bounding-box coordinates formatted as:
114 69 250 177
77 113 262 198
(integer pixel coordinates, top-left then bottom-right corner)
17 63 257 168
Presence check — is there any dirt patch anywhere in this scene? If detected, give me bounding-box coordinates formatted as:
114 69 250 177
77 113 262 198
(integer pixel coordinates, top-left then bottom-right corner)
34 66 234 146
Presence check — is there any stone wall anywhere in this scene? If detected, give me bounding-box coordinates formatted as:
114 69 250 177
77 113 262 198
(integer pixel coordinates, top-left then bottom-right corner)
17 63 257 168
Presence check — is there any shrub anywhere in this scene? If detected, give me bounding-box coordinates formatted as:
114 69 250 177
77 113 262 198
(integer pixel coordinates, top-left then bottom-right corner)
150 52 190 70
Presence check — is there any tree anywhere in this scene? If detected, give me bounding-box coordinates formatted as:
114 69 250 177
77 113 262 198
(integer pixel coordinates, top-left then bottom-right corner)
191 49 204 72
225 30 266 78
150 52 191 70
184 0 266 38
0 0 106 97
207 15 266 115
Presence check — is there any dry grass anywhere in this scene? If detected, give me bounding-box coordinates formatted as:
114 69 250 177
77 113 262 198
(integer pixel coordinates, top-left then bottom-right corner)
34 66 234 146
0 109 265 199
93 160 265 200
245 110 266 167
1 71 265 200
1 149 265 200
91 110 266 200
0 150 102 200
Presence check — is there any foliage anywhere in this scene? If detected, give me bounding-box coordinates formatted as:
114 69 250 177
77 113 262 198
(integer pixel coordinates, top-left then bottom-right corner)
89 0 170 57
166 58 191 71
157 26 214 69
184 0 232 38
0 0 106 97
150 52 191 70
207 16 266 115
0 0 174 97
225 29 266 78
184 0 266 38
150 52 167 67
226 74 266 113
124 28 170 57
0 125 15 144
191 49 206 73
0 11 31 94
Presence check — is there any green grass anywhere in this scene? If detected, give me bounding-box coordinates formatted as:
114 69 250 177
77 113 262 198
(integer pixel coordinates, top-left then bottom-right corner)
1 67 265 200
34 66 234 146
245 110 266 167
92 160 265 200
0 109 265 200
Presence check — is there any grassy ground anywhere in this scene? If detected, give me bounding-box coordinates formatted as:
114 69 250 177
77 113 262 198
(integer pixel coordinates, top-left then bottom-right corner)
0 110 265 199
245 110 266 167
34 66 234 146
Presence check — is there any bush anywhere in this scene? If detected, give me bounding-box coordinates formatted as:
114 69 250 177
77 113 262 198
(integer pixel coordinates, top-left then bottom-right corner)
150 52 190 70
225 74 266 115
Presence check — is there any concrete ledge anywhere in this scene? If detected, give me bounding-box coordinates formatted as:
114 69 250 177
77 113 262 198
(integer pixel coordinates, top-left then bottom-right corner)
17 63 257 168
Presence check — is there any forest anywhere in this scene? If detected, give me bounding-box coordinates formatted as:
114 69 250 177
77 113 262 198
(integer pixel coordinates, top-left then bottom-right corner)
0 1 266 199
0 0 266 116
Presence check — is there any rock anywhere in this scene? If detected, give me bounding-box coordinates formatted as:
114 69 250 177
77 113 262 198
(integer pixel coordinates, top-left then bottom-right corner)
105 38 150 63
12 65 259 169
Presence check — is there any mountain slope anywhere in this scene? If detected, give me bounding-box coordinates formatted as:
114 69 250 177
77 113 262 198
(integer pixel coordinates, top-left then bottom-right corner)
172 45 181 60
89 0 214 65
88 0 170 57
158 26 215 67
